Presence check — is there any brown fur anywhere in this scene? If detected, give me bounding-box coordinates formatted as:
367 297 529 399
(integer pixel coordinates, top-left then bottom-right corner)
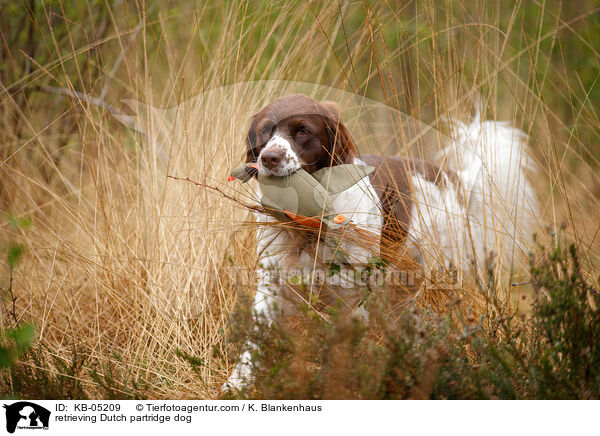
245 94 357 169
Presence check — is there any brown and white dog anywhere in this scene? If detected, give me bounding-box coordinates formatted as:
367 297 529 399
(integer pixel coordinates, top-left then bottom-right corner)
225 93 537 389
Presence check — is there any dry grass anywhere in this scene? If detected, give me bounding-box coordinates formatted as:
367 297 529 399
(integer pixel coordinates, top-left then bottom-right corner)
0 0 599 399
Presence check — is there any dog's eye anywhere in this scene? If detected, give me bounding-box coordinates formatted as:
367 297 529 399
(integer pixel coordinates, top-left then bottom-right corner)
296 126 308 136
259 124 274 137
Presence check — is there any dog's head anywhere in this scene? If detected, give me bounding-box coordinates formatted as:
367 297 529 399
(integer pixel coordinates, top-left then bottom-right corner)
245 94 357 176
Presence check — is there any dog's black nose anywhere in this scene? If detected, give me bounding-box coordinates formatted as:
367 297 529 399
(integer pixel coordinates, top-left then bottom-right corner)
261 149 283 170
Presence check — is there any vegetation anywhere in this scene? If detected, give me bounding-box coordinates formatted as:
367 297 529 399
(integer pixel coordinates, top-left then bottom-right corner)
216 234 600 399
0 0 599 399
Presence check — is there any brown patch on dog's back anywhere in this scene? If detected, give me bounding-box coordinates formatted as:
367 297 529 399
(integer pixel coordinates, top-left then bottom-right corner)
361 155 458 247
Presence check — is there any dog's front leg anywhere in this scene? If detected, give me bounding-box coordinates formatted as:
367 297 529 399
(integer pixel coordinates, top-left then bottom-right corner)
223 218 289 392
222 266 280 392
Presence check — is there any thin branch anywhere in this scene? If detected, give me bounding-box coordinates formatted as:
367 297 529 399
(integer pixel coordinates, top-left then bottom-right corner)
39 85 119 114
5 267 20 327
167 175 265 215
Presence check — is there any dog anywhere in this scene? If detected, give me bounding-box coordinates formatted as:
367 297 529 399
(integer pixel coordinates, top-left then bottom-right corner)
224 93 538 389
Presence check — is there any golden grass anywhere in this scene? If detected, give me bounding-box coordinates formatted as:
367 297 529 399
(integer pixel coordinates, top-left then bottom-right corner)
0 0 599 398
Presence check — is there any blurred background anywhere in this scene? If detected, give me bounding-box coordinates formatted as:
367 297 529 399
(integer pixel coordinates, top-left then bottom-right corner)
0 0 599 399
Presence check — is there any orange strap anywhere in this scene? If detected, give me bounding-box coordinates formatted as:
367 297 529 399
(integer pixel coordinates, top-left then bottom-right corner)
283 210 322 228
282 211 348 228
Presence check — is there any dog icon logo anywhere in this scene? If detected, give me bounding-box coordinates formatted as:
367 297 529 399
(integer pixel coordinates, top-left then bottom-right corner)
2 402 50 433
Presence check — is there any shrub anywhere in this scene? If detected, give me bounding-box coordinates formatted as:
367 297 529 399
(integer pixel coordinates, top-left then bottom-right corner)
215 235 600 399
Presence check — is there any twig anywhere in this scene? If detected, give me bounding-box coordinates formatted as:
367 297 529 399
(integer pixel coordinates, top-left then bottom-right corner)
166 175 265 214
166 175 381 250
40 85 119 114
36 85 169 163
5 268 19 327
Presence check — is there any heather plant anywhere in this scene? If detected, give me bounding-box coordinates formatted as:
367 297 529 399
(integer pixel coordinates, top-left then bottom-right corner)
216 234 600 400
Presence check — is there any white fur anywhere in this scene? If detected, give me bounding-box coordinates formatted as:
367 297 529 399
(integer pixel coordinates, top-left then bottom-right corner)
407 116 538 275
258 133 301 176
404 172 467 269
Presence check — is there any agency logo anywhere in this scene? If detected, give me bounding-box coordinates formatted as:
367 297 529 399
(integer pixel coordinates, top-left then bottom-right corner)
2 402 50 433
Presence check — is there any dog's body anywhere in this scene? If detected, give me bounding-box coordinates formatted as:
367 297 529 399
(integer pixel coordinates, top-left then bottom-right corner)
225 94 537 389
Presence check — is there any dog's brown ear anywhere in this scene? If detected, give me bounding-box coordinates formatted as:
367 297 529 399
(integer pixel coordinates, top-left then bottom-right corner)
245 115 259 163
321 101 357 165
